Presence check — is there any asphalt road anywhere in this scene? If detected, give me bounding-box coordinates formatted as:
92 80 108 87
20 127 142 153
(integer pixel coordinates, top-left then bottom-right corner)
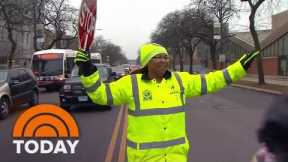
0 89 120 162
0 87 278 162
187 87 277 162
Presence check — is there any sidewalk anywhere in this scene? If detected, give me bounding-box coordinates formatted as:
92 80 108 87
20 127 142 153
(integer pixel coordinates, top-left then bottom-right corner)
243 74 288 86
232 75 288 95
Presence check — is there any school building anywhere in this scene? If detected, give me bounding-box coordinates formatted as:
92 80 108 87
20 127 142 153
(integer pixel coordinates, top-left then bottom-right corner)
223 10 288 76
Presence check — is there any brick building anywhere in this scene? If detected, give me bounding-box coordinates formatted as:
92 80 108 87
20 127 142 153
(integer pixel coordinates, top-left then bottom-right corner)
224 10 288 76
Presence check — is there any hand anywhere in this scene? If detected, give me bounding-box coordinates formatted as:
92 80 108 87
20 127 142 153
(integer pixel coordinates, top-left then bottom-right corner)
74 49 97 76
74 49 90 65
240 51 260 70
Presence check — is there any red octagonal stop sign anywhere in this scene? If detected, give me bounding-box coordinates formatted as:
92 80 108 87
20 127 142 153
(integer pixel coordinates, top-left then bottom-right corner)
78 0 97 51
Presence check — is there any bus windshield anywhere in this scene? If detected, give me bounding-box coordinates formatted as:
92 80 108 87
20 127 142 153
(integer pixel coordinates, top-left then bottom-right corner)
32 53 64 76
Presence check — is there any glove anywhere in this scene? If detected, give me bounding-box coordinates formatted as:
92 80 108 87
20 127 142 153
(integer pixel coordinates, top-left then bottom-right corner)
240 51 260 70
74 49 97 76
75 48 90 65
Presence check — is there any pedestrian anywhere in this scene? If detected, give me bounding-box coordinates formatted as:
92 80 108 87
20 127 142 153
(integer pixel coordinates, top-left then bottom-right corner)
252 95 288 162
75 43 259 162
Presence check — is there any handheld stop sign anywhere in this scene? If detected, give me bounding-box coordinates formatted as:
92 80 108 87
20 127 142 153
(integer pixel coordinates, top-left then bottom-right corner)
78 0 97 51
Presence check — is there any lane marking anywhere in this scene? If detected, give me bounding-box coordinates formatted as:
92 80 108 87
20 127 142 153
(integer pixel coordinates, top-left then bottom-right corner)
117 106 128 162
104 105 124 162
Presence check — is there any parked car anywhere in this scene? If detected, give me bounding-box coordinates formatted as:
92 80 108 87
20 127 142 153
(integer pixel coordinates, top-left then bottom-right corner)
0 68 39 120
59 64 114 110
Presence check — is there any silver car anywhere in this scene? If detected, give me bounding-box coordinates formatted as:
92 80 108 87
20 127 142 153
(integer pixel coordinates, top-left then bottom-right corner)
0 68 39 120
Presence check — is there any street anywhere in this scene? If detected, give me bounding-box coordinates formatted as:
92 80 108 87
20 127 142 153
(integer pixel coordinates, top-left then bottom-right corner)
187 87 276 162
0 87 277 162
1 0 287 161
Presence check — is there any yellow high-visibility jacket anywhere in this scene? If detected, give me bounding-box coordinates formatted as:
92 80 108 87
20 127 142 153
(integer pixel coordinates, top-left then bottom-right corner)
80 60 246 162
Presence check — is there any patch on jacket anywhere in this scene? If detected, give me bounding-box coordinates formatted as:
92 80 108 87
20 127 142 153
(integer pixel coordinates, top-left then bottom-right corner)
143 89 152 101
169 85 179 95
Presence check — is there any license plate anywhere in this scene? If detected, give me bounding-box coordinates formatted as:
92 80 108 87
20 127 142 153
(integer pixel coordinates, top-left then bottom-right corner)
78 96 88 102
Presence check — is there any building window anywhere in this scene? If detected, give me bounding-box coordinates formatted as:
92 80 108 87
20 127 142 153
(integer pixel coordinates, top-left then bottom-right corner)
0 26 3 40
263 48 267 57
284 33 288 56
281 35 285 55
272 43 276 56
0 26 7 41
280 37 284 56
276 40 280 56
271 43 274 56
268 45 272 57
26 32 31 48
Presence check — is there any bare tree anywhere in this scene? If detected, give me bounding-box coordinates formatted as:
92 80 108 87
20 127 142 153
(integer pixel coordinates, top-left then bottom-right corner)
179 9 202 73
0 0 78 67
191 0 239 69
244 0 266 84
22 0 78 50
31 0 45 51
152 9 207 72
183 11 215 69
151 11 181 69
0 0 26 68
91 36 128 65
237 0 270 85
236 0 283 85
43 0 78 49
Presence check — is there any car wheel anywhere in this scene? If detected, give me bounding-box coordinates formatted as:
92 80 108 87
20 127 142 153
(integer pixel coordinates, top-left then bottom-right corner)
29 91 39 106
60 105 70 111
0 98 10 120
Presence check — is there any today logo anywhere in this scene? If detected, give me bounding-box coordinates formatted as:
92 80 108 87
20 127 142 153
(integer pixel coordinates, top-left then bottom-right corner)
12 104 80 154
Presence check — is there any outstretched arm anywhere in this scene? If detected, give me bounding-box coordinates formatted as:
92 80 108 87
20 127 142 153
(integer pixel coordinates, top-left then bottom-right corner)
180 51 259 97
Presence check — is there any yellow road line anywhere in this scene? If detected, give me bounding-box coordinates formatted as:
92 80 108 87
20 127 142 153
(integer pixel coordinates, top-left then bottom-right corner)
104 105 125 162
117 105 128 162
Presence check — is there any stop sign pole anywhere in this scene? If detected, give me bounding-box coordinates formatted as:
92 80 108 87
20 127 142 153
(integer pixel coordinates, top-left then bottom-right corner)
78 0 97 51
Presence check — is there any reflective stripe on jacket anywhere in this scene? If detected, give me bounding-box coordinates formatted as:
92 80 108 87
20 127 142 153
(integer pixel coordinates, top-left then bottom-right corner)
80 60 246 162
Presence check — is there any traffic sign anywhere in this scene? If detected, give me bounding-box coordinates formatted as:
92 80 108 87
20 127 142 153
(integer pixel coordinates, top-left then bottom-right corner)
78 0 97 51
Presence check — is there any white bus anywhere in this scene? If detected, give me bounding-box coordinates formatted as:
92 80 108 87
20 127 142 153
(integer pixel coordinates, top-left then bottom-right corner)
31 49 102 90
31 49 76 90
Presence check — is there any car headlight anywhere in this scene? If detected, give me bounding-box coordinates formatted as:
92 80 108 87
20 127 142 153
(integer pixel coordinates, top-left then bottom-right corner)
57 75 65 80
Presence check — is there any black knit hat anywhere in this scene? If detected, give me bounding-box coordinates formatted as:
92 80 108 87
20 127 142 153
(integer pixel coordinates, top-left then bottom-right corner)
258 95 288 154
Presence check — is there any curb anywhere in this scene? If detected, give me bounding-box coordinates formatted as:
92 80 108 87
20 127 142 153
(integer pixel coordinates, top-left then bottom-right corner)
231 84 283 96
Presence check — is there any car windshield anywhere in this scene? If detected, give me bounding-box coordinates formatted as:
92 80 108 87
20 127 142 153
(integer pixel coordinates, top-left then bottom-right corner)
71 64 108 81
0 70 8 81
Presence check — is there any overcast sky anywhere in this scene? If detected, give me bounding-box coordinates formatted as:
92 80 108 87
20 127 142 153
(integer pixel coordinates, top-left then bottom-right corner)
69 0 191 59
69 0 288 60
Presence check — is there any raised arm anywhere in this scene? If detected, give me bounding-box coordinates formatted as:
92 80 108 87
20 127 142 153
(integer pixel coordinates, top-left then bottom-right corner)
179 51 259 98
74 49 130 106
